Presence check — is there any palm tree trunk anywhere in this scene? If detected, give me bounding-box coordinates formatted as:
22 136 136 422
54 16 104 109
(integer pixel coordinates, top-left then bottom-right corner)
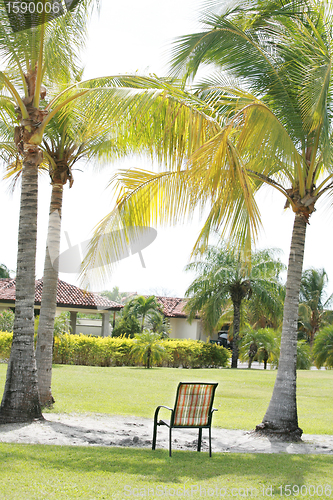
0 156 43 423
256 214 306 440
35 184 63 407
231 300 241 368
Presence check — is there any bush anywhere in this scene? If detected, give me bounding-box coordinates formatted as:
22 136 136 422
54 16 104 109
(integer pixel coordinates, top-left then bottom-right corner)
0 331 13 361
0 310 14 333
296 340 312 370
163 339 230 369
313 326 333 369
0 332 230 368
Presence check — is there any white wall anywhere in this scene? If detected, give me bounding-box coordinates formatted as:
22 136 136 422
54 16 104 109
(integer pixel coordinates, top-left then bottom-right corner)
169 318 207 341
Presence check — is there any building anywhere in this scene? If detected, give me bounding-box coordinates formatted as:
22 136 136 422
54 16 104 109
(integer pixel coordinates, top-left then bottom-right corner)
0 278 123 337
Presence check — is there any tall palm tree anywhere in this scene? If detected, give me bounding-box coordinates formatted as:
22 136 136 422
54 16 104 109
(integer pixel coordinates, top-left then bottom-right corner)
184 246 284 368
299 268 333 345
35 110 126 407
169 1 333 437
0 0 130 423
81 1 333 438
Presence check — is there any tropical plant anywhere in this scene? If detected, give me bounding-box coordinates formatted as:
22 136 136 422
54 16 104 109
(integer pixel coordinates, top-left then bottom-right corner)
240 328 279 369
295 340 312 370
127 295 161 332
0 263 10 278
169 0 333 439
298 268 333 345
146 310 170 338
313 326 333 369
0 0 129 422
0 309 15 333
131 330 167 368
81 0 333 438
185 246 285 368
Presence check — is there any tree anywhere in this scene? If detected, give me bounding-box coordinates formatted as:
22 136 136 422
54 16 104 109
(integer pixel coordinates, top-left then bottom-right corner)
33 97 129 407
131 330 167 368
313 326 333 369
0 0 124 422
128 295 161 332
146 310 170 338
240 328 278 369
0 264 10 278
169 0 333 439
82 1 333 438
298 268 333 345
184 246 284 368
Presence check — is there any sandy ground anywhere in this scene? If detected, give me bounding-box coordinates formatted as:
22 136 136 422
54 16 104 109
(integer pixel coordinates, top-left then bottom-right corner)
0 413 332 454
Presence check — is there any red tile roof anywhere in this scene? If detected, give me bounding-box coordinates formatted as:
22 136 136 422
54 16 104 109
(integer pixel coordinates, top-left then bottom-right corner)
0 278 123 311
155 296 189 318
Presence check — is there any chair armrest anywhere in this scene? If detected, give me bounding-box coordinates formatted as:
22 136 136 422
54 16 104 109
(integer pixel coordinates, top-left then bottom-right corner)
154 405 173 425
212 408 218 413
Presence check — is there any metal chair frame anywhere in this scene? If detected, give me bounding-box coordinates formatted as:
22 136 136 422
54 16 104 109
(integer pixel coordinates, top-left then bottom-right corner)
152 382 218 457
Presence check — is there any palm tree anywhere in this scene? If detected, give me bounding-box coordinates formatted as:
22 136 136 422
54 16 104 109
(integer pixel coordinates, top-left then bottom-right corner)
299 268 333 345
81 1 333 438
131 330 167 368
127 295 161 332
240 328 278 369
169 0 333 438
0 0 129 423
184 246 284 368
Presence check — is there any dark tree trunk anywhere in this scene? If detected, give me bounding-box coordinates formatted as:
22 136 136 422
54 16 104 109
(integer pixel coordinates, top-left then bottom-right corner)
36 184 63 407
231 299 241 368
256 214 306 440
0 156 43 423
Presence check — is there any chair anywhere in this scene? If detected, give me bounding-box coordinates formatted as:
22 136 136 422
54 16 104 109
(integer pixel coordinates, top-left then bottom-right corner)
152 382 218 457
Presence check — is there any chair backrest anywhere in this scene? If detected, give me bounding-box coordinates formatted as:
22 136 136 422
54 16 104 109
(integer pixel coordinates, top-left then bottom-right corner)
172 382 218 427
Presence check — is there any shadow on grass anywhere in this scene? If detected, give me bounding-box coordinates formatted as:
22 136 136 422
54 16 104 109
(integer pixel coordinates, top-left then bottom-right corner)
0 443 332 487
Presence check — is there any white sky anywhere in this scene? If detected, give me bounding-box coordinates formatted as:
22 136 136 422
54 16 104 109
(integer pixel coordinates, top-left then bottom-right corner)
1 0 333 299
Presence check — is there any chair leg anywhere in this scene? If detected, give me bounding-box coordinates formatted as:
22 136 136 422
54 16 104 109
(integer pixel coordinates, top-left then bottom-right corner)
209 426 212 457
198 428 202 452
152 422 158 450
169 427 172 457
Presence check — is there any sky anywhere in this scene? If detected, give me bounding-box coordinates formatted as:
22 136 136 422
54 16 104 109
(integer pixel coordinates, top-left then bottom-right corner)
1 0 333 299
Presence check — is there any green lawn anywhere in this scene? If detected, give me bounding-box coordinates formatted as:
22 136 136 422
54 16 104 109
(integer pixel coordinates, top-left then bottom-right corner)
0 444 332 499
0 365 332 499
0 364 327 435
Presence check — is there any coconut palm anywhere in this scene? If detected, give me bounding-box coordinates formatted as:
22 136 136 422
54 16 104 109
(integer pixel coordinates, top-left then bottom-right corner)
298 268 333 345
81 1 333 438
0 0 135 422
184 245 284 368
169 0 333 438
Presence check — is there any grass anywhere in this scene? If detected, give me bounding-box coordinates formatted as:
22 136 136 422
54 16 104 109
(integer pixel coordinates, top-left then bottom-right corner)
0 444 332 499
1 364 332 434
1 364 329 435
0 365 333 498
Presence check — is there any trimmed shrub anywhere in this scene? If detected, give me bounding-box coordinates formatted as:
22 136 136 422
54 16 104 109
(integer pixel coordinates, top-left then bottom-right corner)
0 332 230 368
0 310 14 333
0 331 13 361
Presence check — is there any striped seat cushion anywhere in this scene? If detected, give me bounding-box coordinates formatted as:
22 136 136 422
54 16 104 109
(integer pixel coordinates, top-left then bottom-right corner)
173 384 214 427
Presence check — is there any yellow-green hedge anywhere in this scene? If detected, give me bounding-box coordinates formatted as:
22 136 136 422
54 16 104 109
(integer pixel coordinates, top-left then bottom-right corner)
0 332 230 368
